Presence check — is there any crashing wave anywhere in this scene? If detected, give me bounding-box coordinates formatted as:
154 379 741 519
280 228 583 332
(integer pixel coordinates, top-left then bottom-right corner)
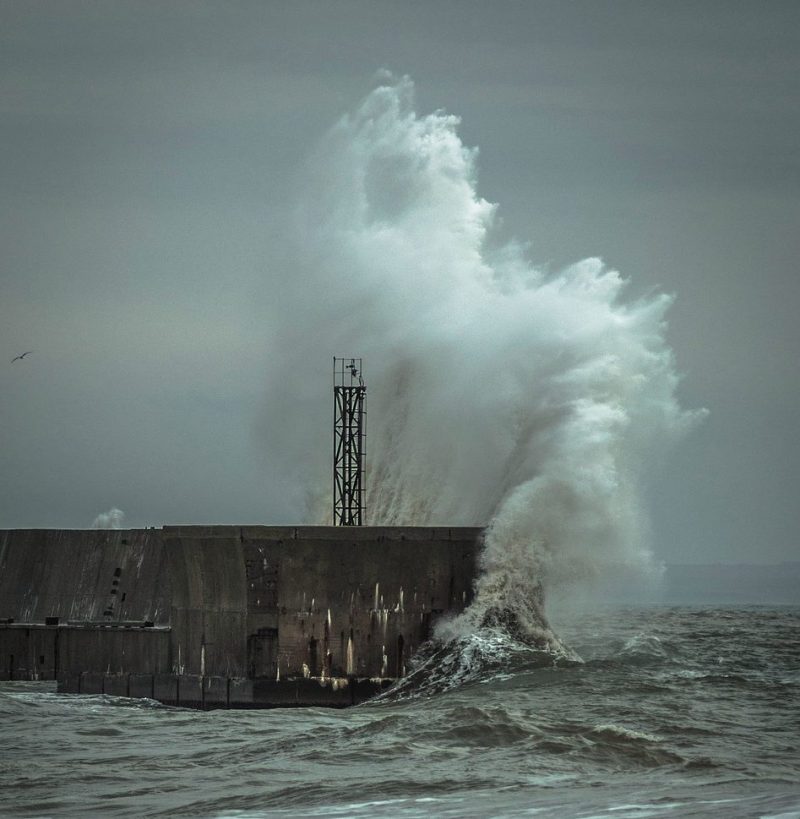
261 75 701 698
379 605 582 701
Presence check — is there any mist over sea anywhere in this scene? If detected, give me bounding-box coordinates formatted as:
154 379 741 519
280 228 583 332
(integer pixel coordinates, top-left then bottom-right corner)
2 605 798 818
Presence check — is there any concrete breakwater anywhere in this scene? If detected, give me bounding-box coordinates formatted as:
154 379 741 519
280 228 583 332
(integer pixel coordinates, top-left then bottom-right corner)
0 526 481 707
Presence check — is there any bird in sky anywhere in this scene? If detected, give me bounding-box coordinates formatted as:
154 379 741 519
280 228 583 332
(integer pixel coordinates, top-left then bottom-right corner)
11 351 33 362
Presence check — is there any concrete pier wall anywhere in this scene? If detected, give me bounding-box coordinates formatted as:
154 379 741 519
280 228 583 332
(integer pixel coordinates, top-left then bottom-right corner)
0 528 171 625
0 525 482 706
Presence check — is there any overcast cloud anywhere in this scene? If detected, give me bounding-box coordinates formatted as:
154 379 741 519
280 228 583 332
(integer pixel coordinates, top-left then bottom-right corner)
1 1 798 567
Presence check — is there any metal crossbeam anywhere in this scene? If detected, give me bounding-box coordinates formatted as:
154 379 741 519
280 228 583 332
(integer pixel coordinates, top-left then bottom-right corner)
333 358 366 525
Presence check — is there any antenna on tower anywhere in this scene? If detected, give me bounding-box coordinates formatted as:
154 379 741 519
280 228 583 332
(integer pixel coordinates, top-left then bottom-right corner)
333 357 366 526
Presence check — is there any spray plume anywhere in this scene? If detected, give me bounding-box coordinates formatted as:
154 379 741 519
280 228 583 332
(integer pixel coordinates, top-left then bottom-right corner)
91 508 125 530
262 76 702 654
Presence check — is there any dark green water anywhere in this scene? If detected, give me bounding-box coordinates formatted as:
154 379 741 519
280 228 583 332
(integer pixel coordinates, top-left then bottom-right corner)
2 606 798 818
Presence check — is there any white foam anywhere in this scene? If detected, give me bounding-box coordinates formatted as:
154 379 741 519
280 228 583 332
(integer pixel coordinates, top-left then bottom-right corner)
262 75 702 640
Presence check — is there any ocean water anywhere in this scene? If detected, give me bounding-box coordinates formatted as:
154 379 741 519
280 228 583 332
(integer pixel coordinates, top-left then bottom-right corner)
2 605 798 818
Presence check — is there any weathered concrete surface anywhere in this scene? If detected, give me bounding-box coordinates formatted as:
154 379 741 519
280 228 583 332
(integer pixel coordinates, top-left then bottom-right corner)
0 624 171 681
162 529 248 678
0 528 171 625
240 526 479 680
54 672 390 708
0 526 482 706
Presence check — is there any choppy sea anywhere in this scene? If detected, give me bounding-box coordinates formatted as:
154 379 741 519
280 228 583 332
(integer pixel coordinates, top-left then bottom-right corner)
2 605 798 818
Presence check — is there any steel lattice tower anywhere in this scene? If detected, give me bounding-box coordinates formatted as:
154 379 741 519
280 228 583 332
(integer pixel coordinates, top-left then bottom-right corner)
333 357 366 526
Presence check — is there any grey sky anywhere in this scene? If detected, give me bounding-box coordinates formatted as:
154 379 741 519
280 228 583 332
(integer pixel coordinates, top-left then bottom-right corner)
1 1 798 565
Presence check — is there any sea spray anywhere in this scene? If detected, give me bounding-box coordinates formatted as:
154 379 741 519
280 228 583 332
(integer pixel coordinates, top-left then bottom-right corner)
261 76 703 673
90 508 125 530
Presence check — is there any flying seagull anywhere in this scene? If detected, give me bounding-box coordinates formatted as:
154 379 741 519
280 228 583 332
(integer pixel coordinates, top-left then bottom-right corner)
11 351 33 362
